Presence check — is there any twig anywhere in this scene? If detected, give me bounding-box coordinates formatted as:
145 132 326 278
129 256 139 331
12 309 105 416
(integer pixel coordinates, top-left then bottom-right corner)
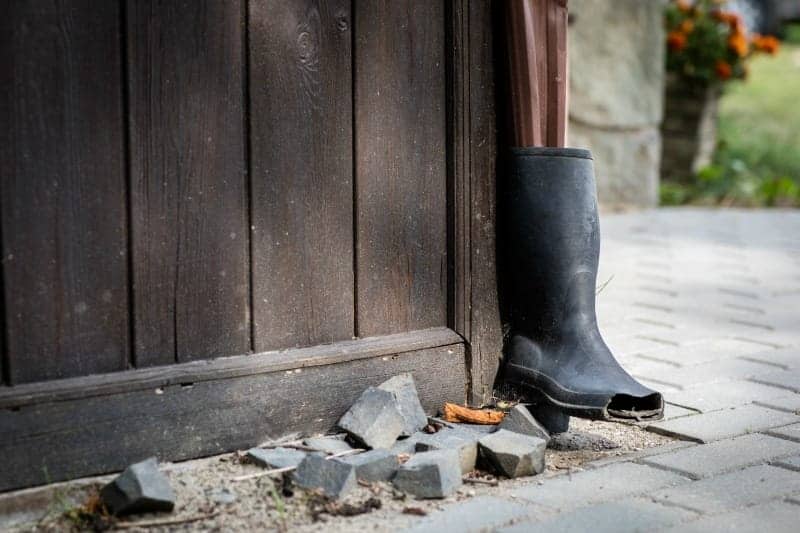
231 449 365 482
115 511 220 529
463 476 499 486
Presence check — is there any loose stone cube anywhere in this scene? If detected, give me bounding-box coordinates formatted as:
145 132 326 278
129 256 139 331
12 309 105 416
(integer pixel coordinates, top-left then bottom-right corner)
378 374 428 436
335 449 399 482
337 387 405 449
415 428 479 474
293 454 356 499
499 404 550 442
247 447 308 469
100 457 175 516
393 449 463 498
478 429 547 478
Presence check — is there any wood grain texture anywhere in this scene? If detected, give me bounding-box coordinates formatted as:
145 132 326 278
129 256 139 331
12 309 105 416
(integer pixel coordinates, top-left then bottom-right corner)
249 0 354 351
127 0 250 365
0 1 129 383
450 0 503 404
0 333 466 491
545 0 568 147
355 0 448 336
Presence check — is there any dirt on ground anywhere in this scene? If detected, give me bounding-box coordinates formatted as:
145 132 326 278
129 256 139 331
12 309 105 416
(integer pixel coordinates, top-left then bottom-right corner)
5 418 673 533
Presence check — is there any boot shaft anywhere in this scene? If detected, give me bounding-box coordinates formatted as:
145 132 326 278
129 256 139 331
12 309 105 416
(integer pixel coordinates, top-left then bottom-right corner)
503 147 601 338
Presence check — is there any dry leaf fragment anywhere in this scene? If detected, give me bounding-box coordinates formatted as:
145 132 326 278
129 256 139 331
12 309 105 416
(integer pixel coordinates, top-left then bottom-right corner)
442 402 505 425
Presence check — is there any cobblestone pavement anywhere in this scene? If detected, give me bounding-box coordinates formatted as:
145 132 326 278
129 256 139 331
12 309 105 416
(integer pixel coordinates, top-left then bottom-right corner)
400 208 800 532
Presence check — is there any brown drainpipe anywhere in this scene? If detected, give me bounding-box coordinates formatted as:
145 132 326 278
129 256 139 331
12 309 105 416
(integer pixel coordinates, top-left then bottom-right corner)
505 0 569 148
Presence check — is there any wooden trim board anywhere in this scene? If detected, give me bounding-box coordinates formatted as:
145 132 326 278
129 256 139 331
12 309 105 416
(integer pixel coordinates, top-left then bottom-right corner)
0 328 465 491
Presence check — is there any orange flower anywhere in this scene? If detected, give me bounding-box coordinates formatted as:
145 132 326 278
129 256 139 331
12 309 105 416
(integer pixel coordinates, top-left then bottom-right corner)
715 60 732 80
667 30 687 52
676 0 692 14
713 10 744 31
752 34 780 55
680 19 695 34
728 31 749 57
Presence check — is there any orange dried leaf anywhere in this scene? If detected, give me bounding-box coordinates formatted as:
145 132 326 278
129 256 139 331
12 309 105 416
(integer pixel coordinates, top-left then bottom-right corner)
442 403 505 425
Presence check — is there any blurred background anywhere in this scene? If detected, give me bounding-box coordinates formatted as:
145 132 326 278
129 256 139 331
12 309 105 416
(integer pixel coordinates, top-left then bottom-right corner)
567 0 799 209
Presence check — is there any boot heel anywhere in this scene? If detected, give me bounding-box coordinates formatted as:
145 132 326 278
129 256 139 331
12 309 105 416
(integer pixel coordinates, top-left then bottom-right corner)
527 402 570 434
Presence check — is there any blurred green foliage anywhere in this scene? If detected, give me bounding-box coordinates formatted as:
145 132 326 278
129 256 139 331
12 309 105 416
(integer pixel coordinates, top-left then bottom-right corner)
661 41 800 207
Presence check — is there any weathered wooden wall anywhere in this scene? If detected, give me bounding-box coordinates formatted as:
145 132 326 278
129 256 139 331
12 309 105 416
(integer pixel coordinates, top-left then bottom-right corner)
0 0 457 385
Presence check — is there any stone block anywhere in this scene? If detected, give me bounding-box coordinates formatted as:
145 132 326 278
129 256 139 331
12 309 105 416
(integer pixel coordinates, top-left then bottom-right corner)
512 462 688 510
641 433 800 479
406 496 533 533
337 387 405 449
652 464 800 513
415 428 479 474
568 0 664 128
100 457 175 516
478 430 546 478
393 450 462 499
293 454 356 499
498 405 550 442
659 499 800 533
247 447 307 469
647 404 800 443
303 436 353 455
335 449 398 482
378 374 428 436
765 422 800 443
500 498 695 533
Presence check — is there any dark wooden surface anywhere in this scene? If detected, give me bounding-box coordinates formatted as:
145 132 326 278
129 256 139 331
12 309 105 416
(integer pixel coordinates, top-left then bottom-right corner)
0 1 130 383
0 330 466 491
450 0 503 404
355 0 448 336
127 0 250 365
249 0 355 352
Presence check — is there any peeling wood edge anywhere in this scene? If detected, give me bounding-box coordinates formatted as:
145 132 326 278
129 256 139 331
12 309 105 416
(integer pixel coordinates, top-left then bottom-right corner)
0 327 462 409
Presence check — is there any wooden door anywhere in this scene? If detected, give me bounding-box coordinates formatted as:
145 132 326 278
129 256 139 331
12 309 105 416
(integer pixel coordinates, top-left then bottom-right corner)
0 0 501 491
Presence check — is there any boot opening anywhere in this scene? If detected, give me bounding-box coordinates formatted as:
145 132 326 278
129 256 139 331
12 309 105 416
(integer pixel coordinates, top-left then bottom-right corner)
607 392 663 420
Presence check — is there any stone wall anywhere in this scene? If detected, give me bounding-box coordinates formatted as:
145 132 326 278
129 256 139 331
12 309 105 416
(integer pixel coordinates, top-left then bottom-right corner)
567 0 666 208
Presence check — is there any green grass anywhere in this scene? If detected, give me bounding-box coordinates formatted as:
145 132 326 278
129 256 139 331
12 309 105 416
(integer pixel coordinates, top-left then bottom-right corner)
661 41 800 206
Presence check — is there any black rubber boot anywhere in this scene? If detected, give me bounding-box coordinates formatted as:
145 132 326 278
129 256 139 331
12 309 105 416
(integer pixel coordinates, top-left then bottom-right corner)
501 147 663 432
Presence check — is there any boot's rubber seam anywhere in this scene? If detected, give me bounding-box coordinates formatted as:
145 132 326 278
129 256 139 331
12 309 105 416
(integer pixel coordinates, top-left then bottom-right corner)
507 362 615 400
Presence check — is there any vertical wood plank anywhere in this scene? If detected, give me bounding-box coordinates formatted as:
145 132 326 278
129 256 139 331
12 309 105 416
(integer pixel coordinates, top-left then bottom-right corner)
0 1 129 383
127 0 250 364
546 0 568 147
355 0 448 336
451 0 503 404
249 0 354 351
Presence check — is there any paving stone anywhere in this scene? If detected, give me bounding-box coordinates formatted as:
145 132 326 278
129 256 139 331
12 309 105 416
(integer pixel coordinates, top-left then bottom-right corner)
634 358 778 388
659 499 800 533
378 374 428 437
246 447 308 469
511 462 688 510
478 430 546 478
303 436 353 455
638 338 776 366
337 387 405 449
664 380 794 413
335 449 398 482
391 435 422 455
766 423 800 443
392 450 462 499
751 368 800 393
755 394 800 413
774 454 800 471
415 428 479 474
293 454 356 499
498 498 696 533
740 346 800 369
640 433 800 479
498 405 550 442
652 464 800 513
662 402 699 420
100 457 175 516
647 404 800 443
405 495 534 533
